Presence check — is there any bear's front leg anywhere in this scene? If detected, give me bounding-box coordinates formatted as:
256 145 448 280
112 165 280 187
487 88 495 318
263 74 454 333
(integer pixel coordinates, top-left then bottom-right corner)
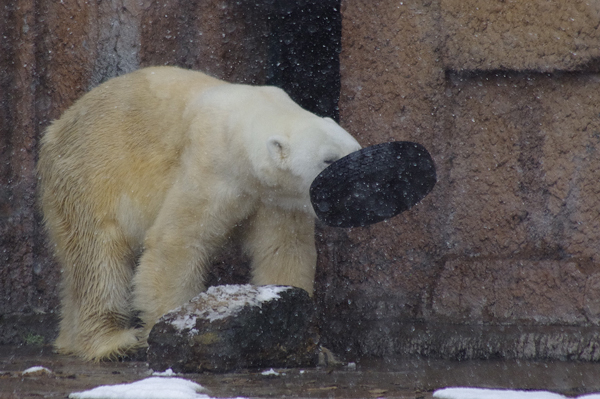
243 206 317 295
131 185 254 342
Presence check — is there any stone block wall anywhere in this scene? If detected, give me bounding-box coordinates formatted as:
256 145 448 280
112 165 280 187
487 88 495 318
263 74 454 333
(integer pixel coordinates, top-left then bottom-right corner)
0 0 270 341
0 0 341 344
316 0 600 360
3 0 600 361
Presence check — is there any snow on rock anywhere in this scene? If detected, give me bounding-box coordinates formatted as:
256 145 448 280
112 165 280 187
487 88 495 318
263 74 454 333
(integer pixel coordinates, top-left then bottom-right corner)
169 285 292 331
433 387 600 399
148 284 318 373
69 377 209 399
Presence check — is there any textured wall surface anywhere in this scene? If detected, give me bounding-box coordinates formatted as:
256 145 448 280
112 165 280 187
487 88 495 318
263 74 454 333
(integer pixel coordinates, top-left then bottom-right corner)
441 0 600 72
318 0 600 360
3 0 600 361
0 0 269 341
0 0 340 344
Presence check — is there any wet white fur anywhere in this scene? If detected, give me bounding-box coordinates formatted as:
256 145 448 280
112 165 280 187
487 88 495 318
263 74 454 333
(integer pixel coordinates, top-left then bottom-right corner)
38 66 360 360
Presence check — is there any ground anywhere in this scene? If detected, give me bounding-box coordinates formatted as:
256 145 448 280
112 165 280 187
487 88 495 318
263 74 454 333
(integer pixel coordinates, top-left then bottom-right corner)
3 345 600 398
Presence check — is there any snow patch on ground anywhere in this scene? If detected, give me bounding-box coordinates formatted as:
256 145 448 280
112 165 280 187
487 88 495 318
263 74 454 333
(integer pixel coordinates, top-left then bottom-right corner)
168 285 291 332
152 368 177 376
261 368 280 376
261 368 286 376
434 387 600 399
69 377 209 399
22 366 52 375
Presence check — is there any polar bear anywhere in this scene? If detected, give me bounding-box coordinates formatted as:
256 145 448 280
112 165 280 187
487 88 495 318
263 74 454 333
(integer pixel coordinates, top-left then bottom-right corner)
38 66 361 360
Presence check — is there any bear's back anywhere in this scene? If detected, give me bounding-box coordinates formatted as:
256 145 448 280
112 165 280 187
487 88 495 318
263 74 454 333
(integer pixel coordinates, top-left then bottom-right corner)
38 67 227 228
42 66 225 158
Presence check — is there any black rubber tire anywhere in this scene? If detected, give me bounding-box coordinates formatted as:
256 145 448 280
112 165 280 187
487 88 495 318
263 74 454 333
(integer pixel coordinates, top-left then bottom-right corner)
310 141 436 228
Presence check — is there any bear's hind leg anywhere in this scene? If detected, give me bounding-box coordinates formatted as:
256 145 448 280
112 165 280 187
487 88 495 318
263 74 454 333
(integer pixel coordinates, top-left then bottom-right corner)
55 222 142 360
243 206 317 295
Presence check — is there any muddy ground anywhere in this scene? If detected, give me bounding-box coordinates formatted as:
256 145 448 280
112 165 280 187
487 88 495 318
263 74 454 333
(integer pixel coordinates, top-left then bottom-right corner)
3 346 600 398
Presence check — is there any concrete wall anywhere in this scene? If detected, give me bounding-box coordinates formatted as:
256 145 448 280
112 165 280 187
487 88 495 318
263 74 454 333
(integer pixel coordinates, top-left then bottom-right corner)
316 0 600 360
3 0 600 361
0 0 269 342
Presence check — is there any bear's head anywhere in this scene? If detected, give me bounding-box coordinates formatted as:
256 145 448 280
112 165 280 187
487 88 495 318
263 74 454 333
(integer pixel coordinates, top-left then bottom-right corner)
203 84 361 215
253 88 362 213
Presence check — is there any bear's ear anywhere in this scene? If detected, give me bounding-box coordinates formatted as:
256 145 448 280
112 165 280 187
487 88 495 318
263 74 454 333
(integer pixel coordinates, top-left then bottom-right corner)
267 135 290 168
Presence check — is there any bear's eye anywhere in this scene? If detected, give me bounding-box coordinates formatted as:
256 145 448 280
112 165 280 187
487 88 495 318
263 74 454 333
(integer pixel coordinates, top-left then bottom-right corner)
324 159 337 165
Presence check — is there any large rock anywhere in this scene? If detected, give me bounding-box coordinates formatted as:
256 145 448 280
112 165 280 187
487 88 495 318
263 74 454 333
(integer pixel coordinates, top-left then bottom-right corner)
147 285 319 373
